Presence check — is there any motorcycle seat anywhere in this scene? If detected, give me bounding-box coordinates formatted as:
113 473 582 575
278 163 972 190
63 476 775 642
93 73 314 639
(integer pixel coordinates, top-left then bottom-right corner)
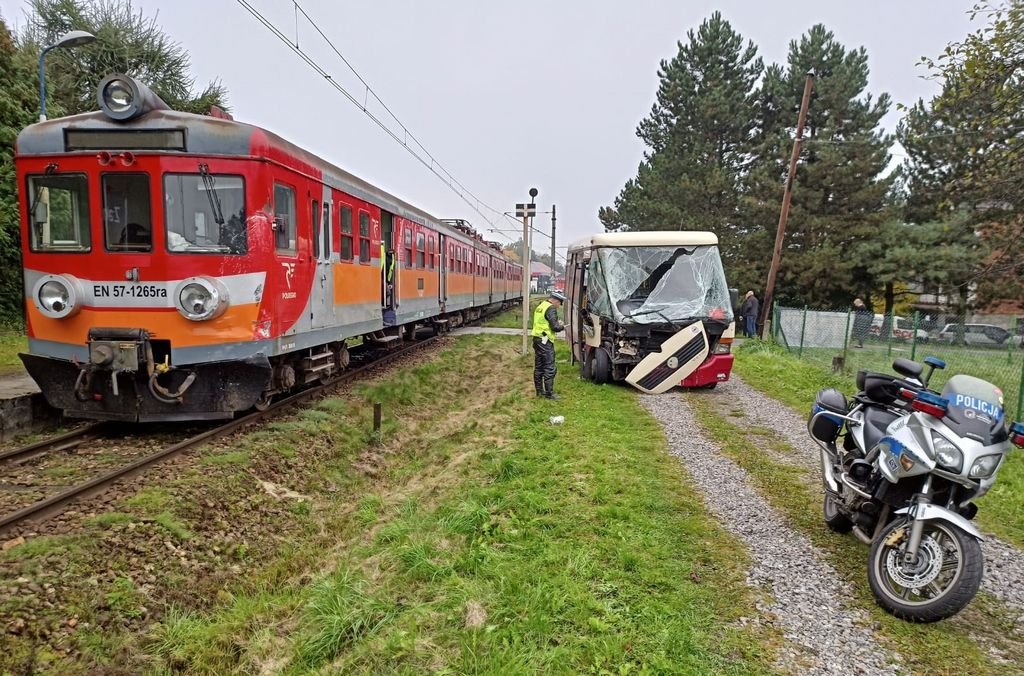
862 406 900 451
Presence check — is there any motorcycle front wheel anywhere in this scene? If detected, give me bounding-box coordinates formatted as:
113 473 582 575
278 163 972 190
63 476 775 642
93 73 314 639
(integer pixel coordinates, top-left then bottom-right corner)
867 518 983 623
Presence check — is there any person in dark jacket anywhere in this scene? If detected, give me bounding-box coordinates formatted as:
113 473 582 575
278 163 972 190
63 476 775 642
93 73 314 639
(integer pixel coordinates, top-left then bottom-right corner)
531 291 566 399
740 291 760 338
852 298 872 348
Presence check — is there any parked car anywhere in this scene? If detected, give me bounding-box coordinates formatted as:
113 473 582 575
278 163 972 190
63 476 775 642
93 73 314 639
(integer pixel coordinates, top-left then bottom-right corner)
868 315 929 342
935 323 1023 348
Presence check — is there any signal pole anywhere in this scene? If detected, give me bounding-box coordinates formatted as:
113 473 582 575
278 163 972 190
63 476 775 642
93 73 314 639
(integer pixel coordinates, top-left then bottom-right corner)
517 189 538 355
550 204 557 289
761 71 814 338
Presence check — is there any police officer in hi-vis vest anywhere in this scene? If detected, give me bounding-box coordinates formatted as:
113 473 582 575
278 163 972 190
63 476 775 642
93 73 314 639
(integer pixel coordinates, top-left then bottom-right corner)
531 291 566 399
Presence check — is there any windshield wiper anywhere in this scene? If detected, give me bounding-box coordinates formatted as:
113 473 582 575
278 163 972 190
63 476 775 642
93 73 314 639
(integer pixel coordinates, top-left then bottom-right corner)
198 163 225 227
628 307 678 326
27 163 59 234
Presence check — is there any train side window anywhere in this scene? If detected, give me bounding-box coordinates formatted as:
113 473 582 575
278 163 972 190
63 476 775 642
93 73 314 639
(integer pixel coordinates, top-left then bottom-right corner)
103 173 152 252
449 244 455 272
416 233 425 268
428 235 435 270
358 210 371 263
26 173 91 252
404 227 413 265
339 206 353 260
311 199 320 259
274 183 296 253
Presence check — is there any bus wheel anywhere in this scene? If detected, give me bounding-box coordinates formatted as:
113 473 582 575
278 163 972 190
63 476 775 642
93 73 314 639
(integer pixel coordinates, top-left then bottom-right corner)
592 348 612 385
580 348 593 381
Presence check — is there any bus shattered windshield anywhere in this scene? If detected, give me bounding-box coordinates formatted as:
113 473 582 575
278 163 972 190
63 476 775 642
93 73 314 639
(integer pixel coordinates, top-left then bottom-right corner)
595 245 733 324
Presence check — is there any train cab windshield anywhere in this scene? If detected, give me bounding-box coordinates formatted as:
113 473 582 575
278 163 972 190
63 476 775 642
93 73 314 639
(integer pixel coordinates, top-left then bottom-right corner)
164 173 247 254
592 245 733 325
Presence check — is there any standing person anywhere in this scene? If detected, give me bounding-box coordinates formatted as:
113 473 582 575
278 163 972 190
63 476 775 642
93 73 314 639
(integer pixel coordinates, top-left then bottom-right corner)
852 298 872 348
532 291 566 399
740 291 760 338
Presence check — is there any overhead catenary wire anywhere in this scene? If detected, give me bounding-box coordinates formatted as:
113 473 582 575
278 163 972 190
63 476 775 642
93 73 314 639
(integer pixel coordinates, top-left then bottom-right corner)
235 0 514 240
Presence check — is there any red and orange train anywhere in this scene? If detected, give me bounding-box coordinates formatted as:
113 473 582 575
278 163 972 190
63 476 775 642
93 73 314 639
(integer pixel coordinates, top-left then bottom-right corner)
16 74 522 422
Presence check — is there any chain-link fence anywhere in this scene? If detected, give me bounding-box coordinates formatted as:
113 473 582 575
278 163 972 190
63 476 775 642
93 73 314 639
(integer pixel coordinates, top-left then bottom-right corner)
769 306 1024 421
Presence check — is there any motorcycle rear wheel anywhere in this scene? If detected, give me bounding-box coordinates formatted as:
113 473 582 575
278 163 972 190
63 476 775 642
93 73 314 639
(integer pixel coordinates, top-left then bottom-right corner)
823 493 853 533
868 518 983 623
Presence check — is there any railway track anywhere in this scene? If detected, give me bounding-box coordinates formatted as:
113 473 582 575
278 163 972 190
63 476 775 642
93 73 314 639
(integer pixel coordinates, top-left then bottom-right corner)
0 334 443 536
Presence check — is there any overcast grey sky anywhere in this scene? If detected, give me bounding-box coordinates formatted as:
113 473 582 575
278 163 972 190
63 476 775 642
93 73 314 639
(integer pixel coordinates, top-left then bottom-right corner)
2 0 978 254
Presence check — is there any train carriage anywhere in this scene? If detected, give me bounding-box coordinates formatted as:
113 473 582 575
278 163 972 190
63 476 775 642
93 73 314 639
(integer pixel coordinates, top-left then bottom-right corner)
16 74 520 422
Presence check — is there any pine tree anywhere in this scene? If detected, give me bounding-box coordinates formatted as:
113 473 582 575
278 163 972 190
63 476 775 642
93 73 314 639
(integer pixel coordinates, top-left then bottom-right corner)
598 12 762 266
739 25 894 308
0 16 40 325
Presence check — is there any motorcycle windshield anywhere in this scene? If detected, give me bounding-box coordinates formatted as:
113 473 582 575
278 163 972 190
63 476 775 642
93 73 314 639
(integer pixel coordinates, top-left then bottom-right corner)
940 374 1009 445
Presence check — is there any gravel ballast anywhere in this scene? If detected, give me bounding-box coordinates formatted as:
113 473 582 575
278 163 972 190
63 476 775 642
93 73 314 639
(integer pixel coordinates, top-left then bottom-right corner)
641 391 903 675
714 375 1024 615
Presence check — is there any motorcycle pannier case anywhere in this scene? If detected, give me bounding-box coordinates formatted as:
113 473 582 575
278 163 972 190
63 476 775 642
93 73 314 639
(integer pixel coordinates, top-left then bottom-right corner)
810 388 848 443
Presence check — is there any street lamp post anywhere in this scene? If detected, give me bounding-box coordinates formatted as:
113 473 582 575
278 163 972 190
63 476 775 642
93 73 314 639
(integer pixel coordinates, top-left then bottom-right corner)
516 189 538 355
38 30 96 122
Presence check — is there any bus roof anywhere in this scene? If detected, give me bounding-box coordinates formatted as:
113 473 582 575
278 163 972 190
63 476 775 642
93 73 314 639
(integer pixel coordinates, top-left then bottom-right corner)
567 231 719 252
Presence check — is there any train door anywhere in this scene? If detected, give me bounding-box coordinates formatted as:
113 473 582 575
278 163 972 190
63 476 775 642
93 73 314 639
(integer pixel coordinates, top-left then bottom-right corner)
439 233 447 309
381 211 395 312
487 255 494 304
311 192 333 328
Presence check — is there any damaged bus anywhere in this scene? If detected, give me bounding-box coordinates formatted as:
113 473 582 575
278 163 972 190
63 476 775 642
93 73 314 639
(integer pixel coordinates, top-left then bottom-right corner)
565 232 737 394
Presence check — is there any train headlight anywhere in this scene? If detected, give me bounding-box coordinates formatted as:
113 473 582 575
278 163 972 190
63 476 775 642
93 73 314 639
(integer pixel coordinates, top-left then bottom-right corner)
32 274 83 319
102 78 134 113
174 277 229 321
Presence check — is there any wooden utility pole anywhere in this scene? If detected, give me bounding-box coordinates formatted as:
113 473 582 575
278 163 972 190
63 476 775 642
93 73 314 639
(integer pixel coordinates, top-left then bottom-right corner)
760 71 814 339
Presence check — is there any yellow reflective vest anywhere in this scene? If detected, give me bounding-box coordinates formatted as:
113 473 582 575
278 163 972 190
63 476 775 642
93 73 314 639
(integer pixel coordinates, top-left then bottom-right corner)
531 300 554 338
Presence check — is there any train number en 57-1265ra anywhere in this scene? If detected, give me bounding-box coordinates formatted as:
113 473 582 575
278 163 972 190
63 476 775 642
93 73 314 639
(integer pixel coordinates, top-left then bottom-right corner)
92 284 169 299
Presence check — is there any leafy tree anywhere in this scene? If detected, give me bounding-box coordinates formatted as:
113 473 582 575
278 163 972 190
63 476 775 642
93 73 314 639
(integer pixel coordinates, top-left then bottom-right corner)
0 15 39 325
22 0 227 115
599 11 763 269
740 25 894 308
898 0 1023 310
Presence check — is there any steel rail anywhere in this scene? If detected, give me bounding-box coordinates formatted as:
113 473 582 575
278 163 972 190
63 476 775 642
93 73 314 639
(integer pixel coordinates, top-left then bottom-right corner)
0 335 442 535
0 423 106 465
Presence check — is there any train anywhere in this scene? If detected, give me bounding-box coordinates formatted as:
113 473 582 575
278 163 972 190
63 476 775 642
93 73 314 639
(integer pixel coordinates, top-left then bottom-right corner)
16 73 523 422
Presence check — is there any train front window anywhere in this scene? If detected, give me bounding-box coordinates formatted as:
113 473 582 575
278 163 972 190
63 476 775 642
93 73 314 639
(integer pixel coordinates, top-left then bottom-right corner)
598 245 733 324
102 173 152 252
26 174 91 252
164 174 247 254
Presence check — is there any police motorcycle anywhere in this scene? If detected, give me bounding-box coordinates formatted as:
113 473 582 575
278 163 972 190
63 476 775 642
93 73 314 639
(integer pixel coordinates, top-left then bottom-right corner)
807 356 1024 622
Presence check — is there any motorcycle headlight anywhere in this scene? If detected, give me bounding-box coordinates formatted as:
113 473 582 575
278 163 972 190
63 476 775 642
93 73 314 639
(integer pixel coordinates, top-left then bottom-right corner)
174 277 228 321
969 454 1002 479
31 274 83 319
931 432 963 473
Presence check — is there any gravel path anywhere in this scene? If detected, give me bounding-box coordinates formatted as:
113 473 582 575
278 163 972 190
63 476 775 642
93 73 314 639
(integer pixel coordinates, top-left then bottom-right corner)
710 375 1024 615
641 392 903 675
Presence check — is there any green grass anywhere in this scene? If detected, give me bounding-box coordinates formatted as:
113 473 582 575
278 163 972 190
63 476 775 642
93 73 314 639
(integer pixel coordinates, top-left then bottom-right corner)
144 336 777 674
0 332 26 376
2 534 85 562
688 396 1024 675
480 294 544 328
735 340 1024 550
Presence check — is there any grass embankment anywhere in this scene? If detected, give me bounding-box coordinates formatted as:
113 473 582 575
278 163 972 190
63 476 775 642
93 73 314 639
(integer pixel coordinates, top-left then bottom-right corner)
734 341 1024 550
688 394 1024 675
0 332 27 376
481 295 545 329
2 336 774 674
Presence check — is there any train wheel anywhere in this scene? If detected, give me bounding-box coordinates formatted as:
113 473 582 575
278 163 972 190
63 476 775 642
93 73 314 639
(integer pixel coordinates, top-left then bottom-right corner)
253 393 273 412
